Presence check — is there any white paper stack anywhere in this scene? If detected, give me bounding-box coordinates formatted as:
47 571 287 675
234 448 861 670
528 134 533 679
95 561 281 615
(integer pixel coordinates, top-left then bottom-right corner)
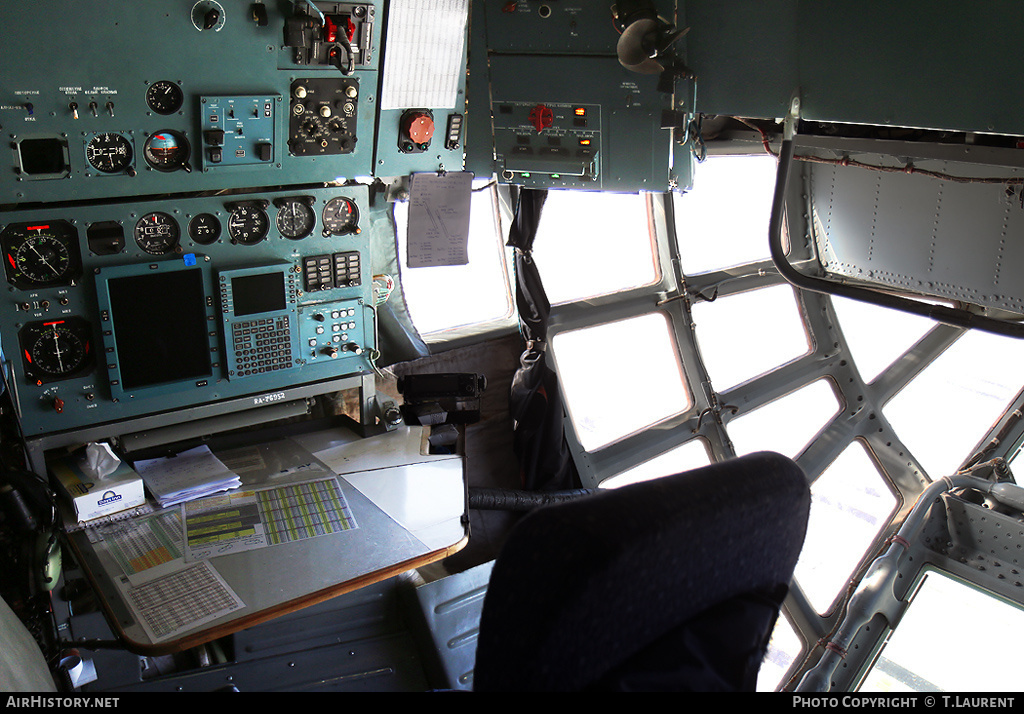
133 445 242 508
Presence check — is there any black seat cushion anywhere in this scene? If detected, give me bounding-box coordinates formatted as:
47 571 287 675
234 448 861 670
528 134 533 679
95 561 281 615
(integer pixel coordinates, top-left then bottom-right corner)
473 451 811 692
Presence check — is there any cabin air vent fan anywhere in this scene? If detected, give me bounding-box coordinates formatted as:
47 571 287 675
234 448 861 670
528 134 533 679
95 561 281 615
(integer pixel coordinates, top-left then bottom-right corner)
613 0 688 75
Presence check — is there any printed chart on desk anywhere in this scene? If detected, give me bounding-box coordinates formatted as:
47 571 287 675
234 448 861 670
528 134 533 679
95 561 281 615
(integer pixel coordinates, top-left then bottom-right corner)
182 477 359 561
91 477 358 642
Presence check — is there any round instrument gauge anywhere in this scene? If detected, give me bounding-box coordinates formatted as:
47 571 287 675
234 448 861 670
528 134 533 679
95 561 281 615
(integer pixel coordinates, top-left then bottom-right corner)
275 198 316 239
227 204 270 245
146 80 184 115
85 132 133 174
322 196 360 236
134 212 180 255
19 318 93 383
143 131 191 172
1 221 81 289
188 213 221 244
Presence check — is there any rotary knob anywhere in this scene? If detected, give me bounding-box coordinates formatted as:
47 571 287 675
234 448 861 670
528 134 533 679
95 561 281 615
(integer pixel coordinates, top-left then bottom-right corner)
403 112 434 145
528 104 553 132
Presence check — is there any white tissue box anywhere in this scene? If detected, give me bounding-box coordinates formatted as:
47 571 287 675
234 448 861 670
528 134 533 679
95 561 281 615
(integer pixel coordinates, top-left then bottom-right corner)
50 453 146 523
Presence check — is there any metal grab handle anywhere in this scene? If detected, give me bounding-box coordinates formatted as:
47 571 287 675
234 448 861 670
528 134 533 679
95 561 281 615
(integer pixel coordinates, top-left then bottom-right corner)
768 137 1024 339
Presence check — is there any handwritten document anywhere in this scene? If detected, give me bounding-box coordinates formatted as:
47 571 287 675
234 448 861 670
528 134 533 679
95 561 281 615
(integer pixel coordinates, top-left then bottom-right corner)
406 171 473 268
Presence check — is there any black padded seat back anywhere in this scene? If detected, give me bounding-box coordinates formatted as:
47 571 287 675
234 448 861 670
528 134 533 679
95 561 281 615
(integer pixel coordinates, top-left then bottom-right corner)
473 451 811 691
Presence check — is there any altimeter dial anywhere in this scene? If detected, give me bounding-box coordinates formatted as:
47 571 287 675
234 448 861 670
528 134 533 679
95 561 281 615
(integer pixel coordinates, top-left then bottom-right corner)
275 197 316 239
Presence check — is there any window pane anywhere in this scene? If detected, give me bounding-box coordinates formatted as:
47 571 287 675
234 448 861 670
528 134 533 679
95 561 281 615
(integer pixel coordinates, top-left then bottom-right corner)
395 183 513 334
673 154 779 275
861 571 1024 692
532 191 657 305
832 296 936 383
692 285 810 391
553 313 690 451
884 329 1024 479
600 439 709 489
795 442 898 614
729 380 841 460
758 614 803 692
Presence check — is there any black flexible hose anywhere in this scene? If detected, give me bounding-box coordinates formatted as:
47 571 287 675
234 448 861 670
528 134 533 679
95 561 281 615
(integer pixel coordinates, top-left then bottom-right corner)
468 487 597 512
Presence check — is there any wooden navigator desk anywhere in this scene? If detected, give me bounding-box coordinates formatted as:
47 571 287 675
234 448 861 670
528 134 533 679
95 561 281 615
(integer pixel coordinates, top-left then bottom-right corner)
67 425 467 655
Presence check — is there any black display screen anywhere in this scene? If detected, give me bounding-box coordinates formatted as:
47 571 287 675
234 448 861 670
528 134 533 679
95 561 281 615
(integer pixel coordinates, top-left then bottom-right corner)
106 268 212 390
231 272 286 317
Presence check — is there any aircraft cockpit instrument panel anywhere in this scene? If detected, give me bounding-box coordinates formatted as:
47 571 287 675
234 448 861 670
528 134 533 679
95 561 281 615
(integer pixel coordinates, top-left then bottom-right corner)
0 185 374 439
0 2 384 206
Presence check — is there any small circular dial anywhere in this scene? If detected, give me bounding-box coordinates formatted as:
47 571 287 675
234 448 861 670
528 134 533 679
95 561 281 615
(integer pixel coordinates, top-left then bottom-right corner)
146 80 184 115
1 222 81 289
188 213 221 244
276 198 316 239
227 204 270 245
20 319 93 383
134 212 180 255
86 132 133 174
322 196 360 236
143 131 190 172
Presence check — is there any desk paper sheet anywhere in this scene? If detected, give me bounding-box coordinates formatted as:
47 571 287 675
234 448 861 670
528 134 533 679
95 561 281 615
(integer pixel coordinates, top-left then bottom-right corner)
119 560 244 643
87 509 184 585
182 477 358 561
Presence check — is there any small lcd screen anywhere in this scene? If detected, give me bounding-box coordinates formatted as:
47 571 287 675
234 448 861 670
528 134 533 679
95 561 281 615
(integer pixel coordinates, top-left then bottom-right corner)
106 268 212 390
231 272 286 317
18 138 68 175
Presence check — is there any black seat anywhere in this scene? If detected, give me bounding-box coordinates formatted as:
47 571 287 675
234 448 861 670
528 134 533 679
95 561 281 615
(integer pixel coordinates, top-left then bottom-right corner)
473 451 811 691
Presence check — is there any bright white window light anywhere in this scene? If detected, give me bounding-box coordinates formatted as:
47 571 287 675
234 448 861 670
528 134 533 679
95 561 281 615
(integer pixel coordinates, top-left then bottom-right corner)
860 570 1024 692
831 296 936 384
531 190 658 305
884 328 1024 479
729 379 841 460
673 154 779 275
691 284 810 391
395 182 514 335
758 614 804 692
552 312 690 452
599 438 710 489
795 442 898 614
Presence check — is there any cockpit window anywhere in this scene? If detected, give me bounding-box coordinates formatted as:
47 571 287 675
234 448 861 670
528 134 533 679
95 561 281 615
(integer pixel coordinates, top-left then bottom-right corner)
599 438 710 489
884 329 1024 479
860 570 1024 692
552 312 690 452
831 296 936 384
672 154 778 274
691 284 811 391
395 179 514 335
729 379 841 460
796 441 899 614
531 190 658 304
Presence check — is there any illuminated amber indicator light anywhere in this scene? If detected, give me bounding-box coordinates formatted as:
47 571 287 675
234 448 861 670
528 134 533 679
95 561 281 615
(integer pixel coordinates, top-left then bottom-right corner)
579 138 591 146
574 107 586 116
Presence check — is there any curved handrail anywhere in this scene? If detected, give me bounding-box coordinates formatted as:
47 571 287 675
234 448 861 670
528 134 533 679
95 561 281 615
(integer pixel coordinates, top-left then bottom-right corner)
769 137 1024 339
